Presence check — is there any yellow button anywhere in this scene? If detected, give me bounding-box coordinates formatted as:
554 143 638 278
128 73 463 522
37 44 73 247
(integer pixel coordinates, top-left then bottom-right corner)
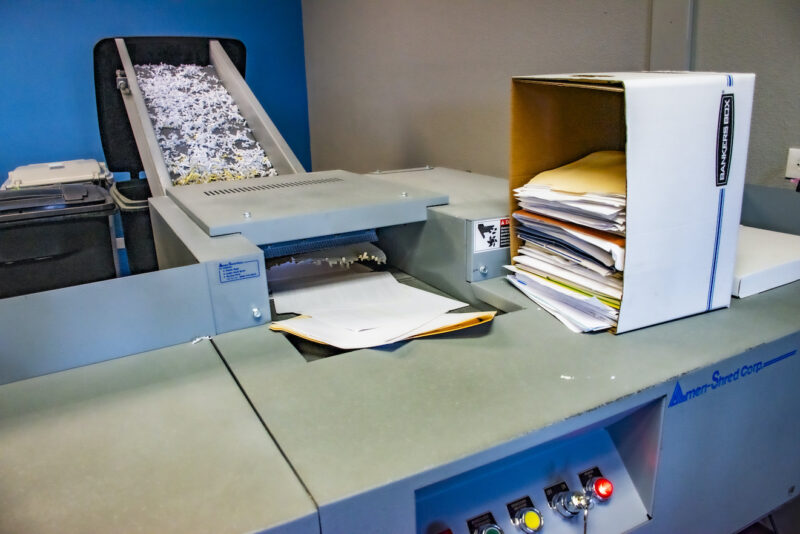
522 510 542 531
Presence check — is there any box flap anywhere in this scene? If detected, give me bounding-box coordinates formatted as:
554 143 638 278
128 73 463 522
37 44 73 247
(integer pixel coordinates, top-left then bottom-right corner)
513 71 745 83
733 225 800 298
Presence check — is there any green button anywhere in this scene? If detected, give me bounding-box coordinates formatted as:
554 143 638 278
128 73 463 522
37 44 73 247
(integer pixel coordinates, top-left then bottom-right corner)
485 528 501 534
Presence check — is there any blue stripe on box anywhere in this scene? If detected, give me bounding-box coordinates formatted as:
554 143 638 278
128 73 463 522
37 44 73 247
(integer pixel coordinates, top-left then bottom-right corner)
707 188 726 310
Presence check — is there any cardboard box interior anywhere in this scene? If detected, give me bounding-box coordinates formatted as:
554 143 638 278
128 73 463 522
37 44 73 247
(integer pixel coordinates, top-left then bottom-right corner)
509 78 626 272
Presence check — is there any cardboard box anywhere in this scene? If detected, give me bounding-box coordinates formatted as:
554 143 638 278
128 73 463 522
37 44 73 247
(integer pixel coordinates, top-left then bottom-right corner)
733 225 800 298
510 72 755 333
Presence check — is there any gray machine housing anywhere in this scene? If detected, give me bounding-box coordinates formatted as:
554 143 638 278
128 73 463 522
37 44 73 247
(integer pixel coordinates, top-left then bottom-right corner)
114 36 455 332
2 36 800 534
0 39 501 385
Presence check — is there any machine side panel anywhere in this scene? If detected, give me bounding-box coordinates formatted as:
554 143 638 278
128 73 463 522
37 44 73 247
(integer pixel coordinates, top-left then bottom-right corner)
149 195 265 264
0 265 216 385
205 254 270 332
741 184 800 235
607 397 666 514
253 515 320 534
150 196 202 269
375 167 510 304
466 215 511 283
150 196 270 331
638 332 800 534
308 333 800 533
378 210 473 305
311 393 660 533
379 208 510 306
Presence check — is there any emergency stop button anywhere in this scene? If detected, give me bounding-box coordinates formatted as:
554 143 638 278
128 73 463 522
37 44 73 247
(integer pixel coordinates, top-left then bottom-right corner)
591 477 614 501
579 466 614 502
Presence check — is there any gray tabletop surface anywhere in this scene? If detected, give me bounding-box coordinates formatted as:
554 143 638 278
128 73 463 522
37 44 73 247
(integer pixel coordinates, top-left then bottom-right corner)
215 279 800 506
0 339 316 534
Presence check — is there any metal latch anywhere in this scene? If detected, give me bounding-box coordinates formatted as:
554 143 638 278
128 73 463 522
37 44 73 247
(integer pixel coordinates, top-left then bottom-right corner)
115 70 130 95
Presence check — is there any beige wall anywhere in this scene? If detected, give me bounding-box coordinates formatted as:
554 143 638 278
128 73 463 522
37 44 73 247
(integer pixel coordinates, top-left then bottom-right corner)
302 0 798 187
302 0 650 177
693 0 800 187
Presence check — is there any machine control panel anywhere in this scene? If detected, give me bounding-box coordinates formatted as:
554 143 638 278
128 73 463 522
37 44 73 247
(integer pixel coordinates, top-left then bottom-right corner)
416 427 649 534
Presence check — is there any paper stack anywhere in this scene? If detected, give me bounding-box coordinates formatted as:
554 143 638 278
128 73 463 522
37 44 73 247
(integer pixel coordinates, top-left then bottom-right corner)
270 271 495 349
507 151 626 332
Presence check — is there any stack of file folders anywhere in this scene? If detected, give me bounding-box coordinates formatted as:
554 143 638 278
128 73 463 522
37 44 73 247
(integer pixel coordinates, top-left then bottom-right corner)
506 151 627 332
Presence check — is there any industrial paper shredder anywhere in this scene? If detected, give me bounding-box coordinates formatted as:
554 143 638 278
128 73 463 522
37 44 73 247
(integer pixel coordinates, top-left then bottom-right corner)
89 36 464 338
0 35 799 534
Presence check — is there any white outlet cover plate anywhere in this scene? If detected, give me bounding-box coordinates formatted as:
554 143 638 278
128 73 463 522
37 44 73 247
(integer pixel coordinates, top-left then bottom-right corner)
786 148 800 179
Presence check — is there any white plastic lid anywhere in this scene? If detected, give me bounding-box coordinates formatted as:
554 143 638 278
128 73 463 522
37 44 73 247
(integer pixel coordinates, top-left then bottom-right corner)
2 159 112 190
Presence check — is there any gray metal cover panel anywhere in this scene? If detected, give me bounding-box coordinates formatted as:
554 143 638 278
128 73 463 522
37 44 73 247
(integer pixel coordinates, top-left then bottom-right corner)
214 281 800 510
0 340 318 534
167 170 448 244
370 167 509 217
0 265 218 385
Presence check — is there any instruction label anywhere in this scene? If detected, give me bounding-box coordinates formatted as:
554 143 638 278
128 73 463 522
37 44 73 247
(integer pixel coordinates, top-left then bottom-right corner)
218 260 260 284
473 217 510 253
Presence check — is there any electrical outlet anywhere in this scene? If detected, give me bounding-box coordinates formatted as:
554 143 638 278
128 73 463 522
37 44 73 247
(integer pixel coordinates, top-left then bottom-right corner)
786 148 800 180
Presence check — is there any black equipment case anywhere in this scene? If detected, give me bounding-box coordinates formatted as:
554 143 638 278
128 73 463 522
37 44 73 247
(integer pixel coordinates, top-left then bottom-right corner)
0 183 117 298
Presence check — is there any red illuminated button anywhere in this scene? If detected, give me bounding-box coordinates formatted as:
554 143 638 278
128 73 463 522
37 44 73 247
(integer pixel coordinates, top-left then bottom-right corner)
593 477 614 501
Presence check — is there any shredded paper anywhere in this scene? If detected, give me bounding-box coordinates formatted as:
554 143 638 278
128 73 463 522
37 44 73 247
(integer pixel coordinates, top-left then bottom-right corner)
134 63 277 185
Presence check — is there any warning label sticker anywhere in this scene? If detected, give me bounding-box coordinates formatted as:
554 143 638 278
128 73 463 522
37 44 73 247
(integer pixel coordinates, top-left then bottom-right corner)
218 260 260 284
473 217 510 253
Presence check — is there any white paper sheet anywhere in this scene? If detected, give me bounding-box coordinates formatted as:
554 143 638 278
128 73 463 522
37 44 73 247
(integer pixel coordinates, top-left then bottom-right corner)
270 270 480 348
509 268 617 319
519 245 615 277
506 274 615 333
513 255 622 300
273 271 466 317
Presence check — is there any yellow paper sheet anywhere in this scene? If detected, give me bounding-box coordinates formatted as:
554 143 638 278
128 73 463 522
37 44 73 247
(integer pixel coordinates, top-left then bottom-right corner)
270 311 496 350
407 311 497 339
528 150 626 196
512 264 621 309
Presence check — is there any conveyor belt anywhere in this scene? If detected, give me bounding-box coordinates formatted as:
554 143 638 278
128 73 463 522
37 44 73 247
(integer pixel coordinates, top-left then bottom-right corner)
113 38 304 197
135 63 277 185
